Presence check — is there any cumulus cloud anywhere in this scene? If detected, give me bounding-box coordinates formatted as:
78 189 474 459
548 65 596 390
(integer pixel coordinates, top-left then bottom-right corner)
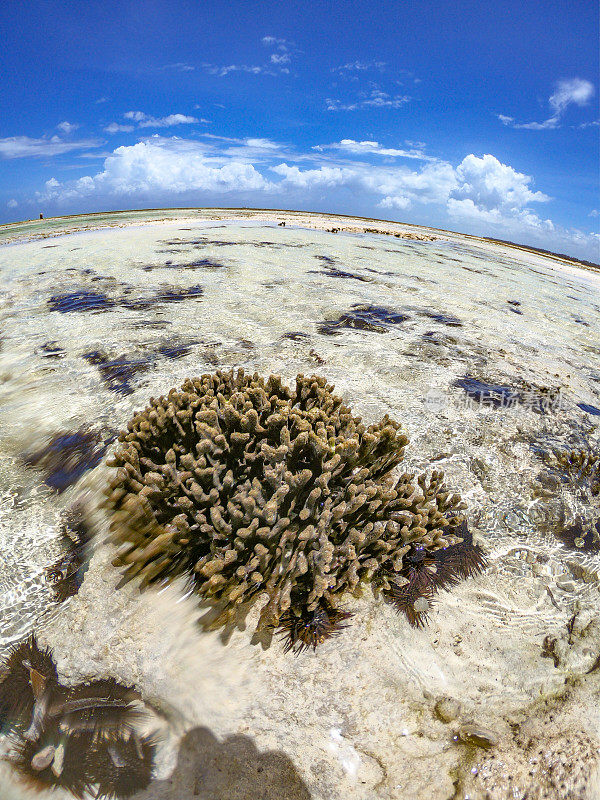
28 136 598 262
0 135 101 159
36 138 275 203
452 153 550 211
57 121 79 134
7 199 18 208
498 77 595 130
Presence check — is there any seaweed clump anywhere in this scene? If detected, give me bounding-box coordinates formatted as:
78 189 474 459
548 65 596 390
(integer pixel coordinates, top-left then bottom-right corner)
0 636 156 798
105 369 484 652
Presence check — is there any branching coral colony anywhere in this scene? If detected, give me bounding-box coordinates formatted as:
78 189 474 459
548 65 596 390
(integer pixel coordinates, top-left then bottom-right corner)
105 370 486 652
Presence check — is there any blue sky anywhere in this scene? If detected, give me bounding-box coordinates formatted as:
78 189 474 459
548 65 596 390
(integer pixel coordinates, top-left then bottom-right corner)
1 0 598 260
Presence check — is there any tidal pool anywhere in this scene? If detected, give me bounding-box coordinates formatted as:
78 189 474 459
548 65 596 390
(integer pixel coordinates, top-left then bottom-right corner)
0 209 598 800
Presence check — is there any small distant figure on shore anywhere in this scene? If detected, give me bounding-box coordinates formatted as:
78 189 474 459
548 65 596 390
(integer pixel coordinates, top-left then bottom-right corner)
39 213 44 219
278 220 286 226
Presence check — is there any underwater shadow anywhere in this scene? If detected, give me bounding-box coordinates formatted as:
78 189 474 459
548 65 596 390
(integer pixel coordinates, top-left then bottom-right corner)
133 726 311 800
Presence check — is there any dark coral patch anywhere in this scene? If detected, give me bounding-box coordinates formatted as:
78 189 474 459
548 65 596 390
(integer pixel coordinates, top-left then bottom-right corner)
578 403 600 416
157 341 194 360
318 304 410 335
454 376 521 408
309 265 373 283
120 285 203 311
83 351 150 396
24 429 108 493
142 259 224 271
48 291 115 313
420 310 463 327
38 341 65 359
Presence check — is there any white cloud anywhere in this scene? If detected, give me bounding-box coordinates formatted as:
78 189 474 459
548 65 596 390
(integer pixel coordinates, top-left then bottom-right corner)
262 36 287 46
272 160 458 208
589 209 599 217
105 123 135 134
332 61 386 72
498 77 595 130
204 63 269 77
28 136 598 262
270 52 290 65
57 121 79 134
326 86 410 111
163 62 195 72
7 199 18 208
452 153 550 212
123 111 199 128
36 138 275 203
0 136 101 159
316 139 436 161
549 78 594 114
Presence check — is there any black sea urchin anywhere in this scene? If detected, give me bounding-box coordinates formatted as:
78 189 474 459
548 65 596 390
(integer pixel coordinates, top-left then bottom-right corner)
0 636 157 798
105 369 485 650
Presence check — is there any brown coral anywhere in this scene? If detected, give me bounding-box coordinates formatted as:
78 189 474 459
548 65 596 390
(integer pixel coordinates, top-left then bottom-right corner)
105 369 478 647
532 445 600 552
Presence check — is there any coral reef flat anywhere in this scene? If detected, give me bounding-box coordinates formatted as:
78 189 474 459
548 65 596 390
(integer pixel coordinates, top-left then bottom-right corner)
0 209 599 799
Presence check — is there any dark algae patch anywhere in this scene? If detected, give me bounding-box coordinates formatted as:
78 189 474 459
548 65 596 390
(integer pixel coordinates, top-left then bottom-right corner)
48 291 115 313
420 310 463 327
121 284 204 310
318 304 410 335
142 259 225 271
24 428 109 493
309 264 373 283
157 341 195 360
578 403 600 416
84 350 150 396
38 341 65 359
454 377 521 408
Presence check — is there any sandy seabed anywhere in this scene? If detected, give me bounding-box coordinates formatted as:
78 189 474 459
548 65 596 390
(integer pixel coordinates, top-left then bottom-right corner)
0 209 599 799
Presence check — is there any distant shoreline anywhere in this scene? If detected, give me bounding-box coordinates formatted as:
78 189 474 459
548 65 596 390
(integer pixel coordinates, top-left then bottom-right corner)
1 205 598 272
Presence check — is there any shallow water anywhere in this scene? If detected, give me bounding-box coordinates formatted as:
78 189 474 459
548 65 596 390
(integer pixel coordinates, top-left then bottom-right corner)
0 211 599 799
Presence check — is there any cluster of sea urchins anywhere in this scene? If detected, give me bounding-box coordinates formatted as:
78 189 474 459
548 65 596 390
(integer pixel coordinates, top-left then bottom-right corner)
0 635 156 798
105 369 485 652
